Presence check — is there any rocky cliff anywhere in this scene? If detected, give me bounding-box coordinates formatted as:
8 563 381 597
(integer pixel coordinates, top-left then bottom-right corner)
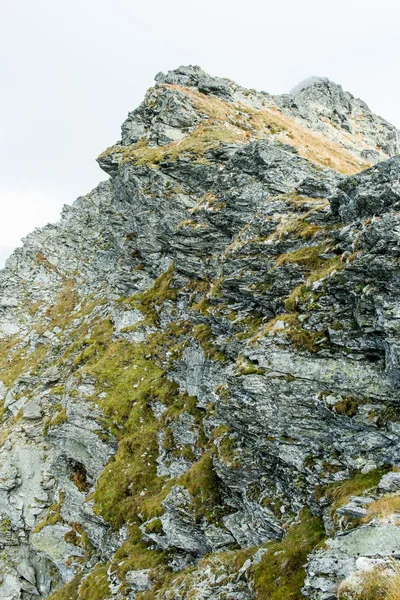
1 65 400 600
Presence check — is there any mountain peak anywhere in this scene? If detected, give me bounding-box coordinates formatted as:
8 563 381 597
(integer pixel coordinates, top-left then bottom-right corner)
2 66 400 600
289 75 333 95
155 64 234 100
98 65 399 181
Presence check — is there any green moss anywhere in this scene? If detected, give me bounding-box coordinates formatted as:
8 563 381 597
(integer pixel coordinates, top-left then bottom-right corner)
0 517 12 534
251 509 325 600
50 406 68 428
72 319 114 368
275 244 329 270
259 313 326 353
121 264 178 327
321 466 389 512
79 565 110 600
236 357 265 375
32 491 66 533
235 312 264 340
46 281 80 329
112 538 168 583
180 454 224 524
50 386 65 396
88 343 176 527
64 522 93 554
191 296 213 315
333 397 360 417
286 323 326 353
144 518 163 534
193 324 226 361
46 572 84 600
218 436 242 469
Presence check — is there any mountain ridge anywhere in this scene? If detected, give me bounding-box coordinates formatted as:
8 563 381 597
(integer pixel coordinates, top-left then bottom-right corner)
1 66 400 600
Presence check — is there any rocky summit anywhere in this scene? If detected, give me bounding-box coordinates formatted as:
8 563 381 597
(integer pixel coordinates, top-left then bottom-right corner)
1 64 400 600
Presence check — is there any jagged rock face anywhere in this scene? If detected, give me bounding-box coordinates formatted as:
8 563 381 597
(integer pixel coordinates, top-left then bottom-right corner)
0 65 400 600
276 76 400 164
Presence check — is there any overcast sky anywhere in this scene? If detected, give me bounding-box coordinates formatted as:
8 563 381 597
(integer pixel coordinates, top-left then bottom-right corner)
1 0 400 267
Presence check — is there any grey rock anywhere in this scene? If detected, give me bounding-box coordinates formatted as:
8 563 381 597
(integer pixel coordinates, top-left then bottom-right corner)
304 525 400 599
330 156 400 221
204 524 235 551
0 461 20 491
125 570 151 592
0 380 7 400
22 402 42 420
378 471 400 493
336 502 367 519
17 559 36 586
276 76 399 161
159 486 210 557
42 366 60 384
1 65 400 599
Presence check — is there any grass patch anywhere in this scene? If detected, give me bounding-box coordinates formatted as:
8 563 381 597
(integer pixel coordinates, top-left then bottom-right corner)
193 324 226 361
251 509 325 600
46 572 84 600
99 82 369 176
269 214 325 243
79 565 110 600
180 454 224 523
235 357 265 375
32 491 66 534
318 466 389 511
169 84 369 175
258 313 326 353
275 244 330 270
284 254 345 311
362 494 400 522
338 563 400 600
45 280 79 328
100 123 248 167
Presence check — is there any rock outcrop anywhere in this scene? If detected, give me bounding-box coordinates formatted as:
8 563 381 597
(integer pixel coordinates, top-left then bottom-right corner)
1 65 400 600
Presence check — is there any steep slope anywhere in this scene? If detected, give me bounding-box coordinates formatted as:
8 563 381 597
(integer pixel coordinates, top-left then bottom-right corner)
1 65 400 600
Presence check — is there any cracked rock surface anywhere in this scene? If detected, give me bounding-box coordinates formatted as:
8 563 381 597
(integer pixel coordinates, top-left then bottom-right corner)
1 65 400 599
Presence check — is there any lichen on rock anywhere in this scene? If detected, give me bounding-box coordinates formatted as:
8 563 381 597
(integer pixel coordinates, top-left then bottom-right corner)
1 65 400 600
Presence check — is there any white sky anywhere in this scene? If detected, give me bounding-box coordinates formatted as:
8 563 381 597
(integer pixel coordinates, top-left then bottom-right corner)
1 0 400 267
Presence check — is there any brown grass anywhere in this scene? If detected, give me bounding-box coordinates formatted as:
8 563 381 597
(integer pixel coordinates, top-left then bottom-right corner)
338 564 400 600
321 467 388 513
100 122 249 166
169 84 370 175
101 84 370 175
362 494 400 522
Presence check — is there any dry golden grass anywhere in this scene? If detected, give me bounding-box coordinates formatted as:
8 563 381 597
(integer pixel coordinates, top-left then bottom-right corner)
387 570 400 600
272 108 370 175
338 564 400 600
99 122 249 167
170 84 371 175
99 83 370 175
362 494 400 522
285 195 330 210
268 214 325 242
